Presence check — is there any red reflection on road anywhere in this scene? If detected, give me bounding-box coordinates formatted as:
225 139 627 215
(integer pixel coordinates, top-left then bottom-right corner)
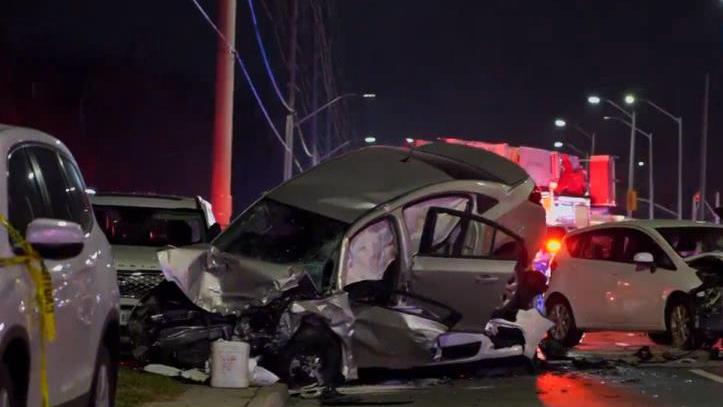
536 372 659 407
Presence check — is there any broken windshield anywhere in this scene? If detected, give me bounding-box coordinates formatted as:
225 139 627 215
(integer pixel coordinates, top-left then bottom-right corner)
657 227 723 258
213 198 348 289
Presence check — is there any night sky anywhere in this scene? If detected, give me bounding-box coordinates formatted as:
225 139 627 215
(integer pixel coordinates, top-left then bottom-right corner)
1 0 722 217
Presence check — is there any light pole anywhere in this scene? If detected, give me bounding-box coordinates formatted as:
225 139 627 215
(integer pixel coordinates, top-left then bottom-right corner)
284 93 376 179
604 116 654 219
588 95 637 217
638 98 683 220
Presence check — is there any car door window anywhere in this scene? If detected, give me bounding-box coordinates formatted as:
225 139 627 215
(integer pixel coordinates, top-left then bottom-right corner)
28 147 75 223
581 230 617 261
618 228 675 270
7 147 48 236
419 207 522 260
344 218 398 287
60 156 94 232
403 195 470 254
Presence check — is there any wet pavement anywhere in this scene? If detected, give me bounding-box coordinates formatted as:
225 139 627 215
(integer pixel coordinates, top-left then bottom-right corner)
291 332 723 407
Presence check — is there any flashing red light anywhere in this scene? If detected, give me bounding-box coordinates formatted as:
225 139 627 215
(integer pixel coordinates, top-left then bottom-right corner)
546 239 562 253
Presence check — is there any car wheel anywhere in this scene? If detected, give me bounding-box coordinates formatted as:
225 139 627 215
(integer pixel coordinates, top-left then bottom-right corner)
0 364 18 407
668 300 697 350
279 324 342 388
648 332 672 345
546 296 583 347
88 344 116 407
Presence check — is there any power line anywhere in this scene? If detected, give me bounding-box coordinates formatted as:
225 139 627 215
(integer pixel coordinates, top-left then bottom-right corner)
188 0 302 171
246 0 293 112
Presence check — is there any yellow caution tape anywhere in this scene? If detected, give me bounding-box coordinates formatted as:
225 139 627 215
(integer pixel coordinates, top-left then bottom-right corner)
0 215 55 407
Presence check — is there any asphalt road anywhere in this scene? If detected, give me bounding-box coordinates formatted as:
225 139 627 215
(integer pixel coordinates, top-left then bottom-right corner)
290 332 723 407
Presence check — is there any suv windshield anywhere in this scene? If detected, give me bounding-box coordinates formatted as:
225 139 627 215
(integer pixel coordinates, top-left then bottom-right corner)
656 227 723 258
213 198 348 288
94 205 207 247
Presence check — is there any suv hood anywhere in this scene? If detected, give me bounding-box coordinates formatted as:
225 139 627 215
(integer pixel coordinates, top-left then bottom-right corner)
157 244 313 315
112 245 162 271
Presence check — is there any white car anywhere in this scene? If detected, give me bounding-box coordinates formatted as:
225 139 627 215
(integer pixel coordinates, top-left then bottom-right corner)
0 125 119 407
546 220 723 349
90 193 218 331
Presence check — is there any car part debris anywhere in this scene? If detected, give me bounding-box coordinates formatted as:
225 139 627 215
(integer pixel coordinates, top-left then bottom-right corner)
539 338 568 361
634 346 653 362
144 364 183 377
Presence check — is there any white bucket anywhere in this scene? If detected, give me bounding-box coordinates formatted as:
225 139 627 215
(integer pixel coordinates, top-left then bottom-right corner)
210 340 250 388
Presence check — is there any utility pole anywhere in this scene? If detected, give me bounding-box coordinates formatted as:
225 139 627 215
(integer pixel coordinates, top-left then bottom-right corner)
627 112 637 218
210 0 237 227
283 0 300 181
700 74 710 220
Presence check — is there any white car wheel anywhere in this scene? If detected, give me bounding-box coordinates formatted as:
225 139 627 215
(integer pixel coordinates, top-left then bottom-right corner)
669 302 695 350
546 296 583 347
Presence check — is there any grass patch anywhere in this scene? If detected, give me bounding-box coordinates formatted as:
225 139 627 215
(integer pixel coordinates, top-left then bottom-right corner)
117 367 188 407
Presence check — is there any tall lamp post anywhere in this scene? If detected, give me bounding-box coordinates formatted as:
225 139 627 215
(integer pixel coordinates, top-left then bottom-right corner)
588 95 637 217
604 116 654 220
637 98 683 220
284 93 376 180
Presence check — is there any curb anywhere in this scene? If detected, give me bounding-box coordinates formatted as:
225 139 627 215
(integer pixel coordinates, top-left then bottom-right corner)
248 384 289 407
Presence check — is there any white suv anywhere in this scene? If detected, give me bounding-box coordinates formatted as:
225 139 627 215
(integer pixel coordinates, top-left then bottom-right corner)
0 125 119 407
546 220 723 350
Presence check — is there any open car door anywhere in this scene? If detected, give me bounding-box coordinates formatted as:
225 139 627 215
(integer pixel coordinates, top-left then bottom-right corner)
408 207 527 333
342 218 462 369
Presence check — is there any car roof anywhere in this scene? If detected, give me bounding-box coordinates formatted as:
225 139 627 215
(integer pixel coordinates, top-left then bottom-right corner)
569 219 723 236
0 124 75 159
267 143 530 223
91 193 200 210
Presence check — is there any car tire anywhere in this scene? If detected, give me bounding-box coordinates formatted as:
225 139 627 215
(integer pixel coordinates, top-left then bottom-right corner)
0 363 19 407
668 299 697 350
546 296 583 347
278 324 342 388
88 344 116 407
647 332 672 345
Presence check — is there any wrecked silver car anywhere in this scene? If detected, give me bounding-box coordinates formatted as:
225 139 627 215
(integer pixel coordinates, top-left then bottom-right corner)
128 143 551 386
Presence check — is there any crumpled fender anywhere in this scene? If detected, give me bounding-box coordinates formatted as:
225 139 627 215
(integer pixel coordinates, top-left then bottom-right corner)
157 244 309 315
486 309 555 359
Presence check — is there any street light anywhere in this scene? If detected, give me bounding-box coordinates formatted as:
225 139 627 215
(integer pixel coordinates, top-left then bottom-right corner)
364 136 377 144
625 94 636 105
604 116 654 219
555 119 567 127
405 138 414 144
553 141 564 148
588 95 637 218
637 97 684 220
285 92 376 179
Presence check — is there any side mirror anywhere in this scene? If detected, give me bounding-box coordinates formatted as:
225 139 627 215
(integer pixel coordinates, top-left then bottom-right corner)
633 252 654 264
26 218 85 260
207 223 222 241
633 252 656 273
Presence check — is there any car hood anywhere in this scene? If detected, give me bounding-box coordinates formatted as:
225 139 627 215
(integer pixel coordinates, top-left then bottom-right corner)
685 251 723 265
112 245 162 271
157 244 313 315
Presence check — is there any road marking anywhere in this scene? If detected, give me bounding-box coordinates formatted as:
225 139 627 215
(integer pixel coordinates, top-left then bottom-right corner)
689 369 723 384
